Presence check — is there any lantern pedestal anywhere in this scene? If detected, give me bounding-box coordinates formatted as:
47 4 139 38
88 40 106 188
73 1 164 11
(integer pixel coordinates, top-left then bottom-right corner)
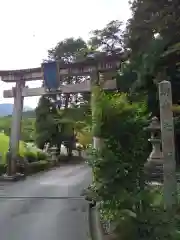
144 117 163 181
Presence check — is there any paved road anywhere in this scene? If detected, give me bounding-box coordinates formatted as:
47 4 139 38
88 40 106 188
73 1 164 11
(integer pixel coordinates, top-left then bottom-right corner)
0 163 92 240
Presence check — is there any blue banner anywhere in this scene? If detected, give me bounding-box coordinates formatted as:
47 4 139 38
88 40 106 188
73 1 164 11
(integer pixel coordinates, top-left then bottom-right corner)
42 61 60 90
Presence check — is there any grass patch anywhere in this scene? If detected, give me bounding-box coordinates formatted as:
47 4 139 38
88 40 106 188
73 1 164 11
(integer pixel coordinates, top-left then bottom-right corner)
0 133 26 163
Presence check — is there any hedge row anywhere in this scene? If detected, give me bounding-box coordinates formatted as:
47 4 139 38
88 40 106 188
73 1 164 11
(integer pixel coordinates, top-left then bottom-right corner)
24 151 48 163
26 160 50 174
0 154 85 176
0 160 51 176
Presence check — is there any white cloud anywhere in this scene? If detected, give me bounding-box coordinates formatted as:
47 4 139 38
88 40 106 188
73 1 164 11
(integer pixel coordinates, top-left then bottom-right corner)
0 0 131 108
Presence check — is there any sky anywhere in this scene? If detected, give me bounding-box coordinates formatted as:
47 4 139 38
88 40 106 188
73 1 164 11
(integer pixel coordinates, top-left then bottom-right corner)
0 0 131 108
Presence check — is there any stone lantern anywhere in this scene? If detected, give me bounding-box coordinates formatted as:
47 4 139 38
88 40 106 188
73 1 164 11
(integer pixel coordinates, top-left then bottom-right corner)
144 116 163 181
50 146 58 165
43 142 50 153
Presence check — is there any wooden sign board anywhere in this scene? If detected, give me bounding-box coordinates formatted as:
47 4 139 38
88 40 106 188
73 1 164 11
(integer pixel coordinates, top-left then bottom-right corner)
58 54 122 76
59 61 120 76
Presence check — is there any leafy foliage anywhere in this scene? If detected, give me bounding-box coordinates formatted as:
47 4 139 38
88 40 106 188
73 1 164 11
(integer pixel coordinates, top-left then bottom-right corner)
35 96 60 149
0 114 35 142
83 6 180 238
36 37 94 155
124 0 180 97
48 37 89 108
88 20 123 54
125 0 180 56
48 37 87 62
88 89 180 239
24 151 37 163
26 160 50 175
76 126 92 148
0 133 26 162
89 91 148 198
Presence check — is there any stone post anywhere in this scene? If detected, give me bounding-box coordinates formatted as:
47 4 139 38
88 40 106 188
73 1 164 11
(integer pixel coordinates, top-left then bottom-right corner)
50 146 58 165
159 80 177 209
8 81 25 176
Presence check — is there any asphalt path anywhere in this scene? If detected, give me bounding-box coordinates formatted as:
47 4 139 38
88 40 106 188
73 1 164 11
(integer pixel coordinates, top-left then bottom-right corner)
0 163 92 240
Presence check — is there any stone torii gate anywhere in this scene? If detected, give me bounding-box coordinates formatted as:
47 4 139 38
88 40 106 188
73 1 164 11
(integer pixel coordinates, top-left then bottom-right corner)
0 54 125 177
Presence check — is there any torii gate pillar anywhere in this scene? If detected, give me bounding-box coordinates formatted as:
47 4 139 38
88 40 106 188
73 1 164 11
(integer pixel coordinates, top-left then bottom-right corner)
8 81 25 175
91 72 103 150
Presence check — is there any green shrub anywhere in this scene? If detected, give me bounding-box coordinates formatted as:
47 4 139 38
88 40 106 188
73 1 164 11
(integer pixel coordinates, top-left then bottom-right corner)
24 151 37 163
89 92 149 199
88 89 180 239
0 133 26 163
27 160 50 174
88 90 160 239
36 151 48 161
0 163 6 175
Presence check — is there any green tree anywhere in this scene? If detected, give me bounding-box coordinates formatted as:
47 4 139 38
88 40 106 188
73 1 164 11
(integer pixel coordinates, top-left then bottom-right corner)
0 115 36 143
121 0 180 116
0 117 11 136
125 0 180 57
48 37 89 108
88 20 123 55
35 23 126 155
21 117 35 142
48 38 90 155
119 0 180 215
35 96 60 149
